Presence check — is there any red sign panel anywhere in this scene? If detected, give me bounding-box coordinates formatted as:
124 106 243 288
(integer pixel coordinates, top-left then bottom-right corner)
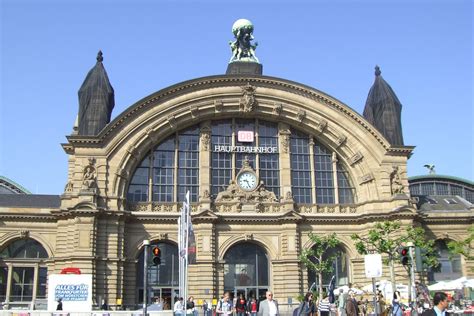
238 131 254 142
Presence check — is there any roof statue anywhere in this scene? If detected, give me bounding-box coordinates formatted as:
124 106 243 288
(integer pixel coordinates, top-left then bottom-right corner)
229 19 259 64
424 164 436 174
77 50 115 136
363 66 404 146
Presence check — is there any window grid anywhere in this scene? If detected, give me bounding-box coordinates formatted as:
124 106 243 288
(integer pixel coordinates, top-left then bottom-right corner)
211 121 233 198
177 131 200 202
291 134 312 203
314 142 335 204
259 128 280 197
337 162 354 204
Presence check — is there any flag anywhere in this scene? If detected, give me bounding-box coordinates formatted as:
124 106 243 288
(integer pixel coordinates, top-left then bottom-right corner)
185 191 196 264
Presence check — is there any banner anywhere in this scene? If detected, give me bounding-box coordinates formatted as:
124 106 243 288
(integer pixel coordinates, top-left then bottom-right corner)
47 274 93 311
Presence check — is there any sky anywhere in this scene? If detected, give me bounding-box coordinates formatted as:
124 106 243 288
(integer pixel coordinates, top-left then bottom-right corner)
1 0 472 195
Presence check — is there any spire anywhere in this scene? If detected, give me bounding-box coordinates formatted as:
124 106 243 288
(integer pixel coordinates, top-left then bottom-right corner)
77 50 115 136
363 66 404 146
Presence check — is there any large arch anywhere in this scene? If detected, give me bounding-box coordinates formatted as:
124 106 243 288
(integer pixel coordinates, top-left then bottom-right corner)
77 76 398 206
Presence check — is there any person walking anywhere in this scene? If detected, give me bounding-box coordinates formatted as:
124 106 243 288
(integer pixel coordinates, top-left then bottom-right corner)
236 294 247 316
248 298 258 316
175 297 185 316
345 291 359 316
297 292 315 316
337 290 347 316
318 294 330 316
216 292 233 316
56 299 63 311
421 292 450 316
258 291 279 316
203 300 210 316
391 292 403 316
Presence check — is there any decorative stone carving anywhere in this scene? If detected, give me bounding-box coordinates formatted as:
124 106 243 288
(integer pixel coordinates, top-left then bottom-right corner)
244 233 254 240
239 83 257 113
201 190 210 199
349 152 363 165
296 109 306 123
335 134 347 148
273 102 283 116
200 126 211 151
390 166 405 195
359 173 374 184
190 105 199 118
116 168 129 179
214 100 224 112
279 128 291 154
64 181 73 193
146 127 158 143
215 179 277 203
167 115 177 128
285 191 293 201
314 118 328 134
81 158 97 192
20 230 29 239
159 233 168 240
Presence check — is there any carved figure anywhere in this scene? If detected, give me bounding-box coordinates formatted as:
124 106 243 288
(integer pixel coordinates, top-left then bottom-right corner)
229 19 259 63
216 180 241 201
390 166 404 195
82 165 96 190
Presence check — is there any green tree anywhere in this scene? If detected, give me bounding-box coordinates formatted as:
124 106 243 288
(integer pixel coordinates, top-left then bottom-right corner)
448 225 474 270
299 232 340 296
350 221 438 291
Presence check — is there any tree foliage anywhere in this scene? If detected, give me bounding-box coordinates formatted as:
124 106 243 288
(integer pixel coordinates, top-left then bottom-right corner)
350 220 439 269
448 225 474 261
299 232 340 295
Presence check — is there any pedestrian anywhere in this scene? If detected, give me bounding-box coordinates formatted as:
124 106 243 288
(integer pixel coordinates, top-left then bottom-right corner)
345 291 358 316
391 292 403 316
258 291 279 316
187 296 196 316
337 290 347 316
318 293 330 316
203 300 210 316
236 294 247 316
216 292 233 316
297 292 314 316
421 292 450 316
175 297 185 316
56 298 63 311
248 298 258 316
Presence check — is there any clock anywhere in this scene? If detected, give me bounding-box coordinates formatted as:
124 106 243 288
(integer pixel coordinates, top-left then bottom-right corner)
237 171 258 191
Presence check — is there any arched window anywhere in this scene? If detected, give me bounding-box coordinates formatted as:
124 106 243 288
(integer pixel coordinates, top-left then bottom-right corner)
127 126 200 203
290 129 355 204
307 245 349 291
428 240 462 282
211 119 280 198
223 242 269 301
0 238 48 309
136 242 179 309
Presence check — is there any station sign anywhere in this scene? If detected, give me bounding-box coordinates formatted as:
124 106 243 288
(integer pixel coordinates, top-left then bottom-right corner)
238 131 254 142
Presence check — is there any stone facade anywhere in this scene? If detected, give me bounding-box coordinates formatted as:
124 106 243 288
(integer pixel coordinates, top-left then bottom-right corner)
0 75 472 310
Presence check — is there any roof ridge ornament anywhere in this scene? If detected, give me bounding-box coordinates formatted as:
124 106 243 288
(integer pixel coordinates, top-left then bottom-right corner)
97 50 103 63
375 65 381 77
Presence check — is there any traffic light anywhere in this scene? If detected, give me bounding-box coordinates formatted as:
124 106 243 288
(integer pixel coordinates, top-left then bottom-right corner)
399 247 409 266
152 246 161 265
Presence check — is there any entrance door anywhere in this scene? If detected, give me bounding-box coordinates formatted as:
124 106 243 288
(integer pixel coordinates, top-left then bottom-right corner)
234 287 267 301
150 287 179 310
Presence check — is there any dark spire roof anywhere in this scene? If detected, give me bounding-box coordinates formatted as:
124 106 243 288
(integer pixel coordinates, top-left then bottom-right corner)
363 66 404 146
77 51 115 136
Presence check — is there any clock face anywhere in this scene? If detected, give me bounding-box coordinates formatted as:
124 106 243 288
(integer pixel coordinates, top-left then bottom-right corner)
237 171 258 191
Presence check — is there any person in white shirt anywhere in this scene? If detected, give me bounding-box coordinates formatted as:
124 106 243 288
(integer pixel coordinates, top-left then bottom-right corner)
216 292 233 316
258 291 279 316
174 297 185 315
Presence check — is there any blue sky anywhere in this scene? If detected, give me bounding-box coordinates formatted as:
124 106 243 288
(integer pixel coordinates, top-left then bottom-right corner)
1 0 472 194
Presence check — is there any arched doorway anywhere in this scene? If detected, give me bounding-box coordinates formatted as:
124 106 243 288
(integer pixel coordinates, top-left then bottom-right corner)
308 245 349 292
0 238 49 310
136 241 179 310
223 242 269 302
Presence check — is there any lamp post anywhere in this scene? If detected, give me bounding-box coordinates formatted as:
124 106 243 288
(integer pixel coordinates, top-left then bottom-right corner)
143 239 150 316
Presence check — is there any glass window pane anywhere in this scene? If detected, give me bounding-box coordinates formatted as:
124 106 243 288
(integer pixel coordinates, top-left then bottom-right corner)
11 267 34 301
0 267 7 302
137 242 179 287
290 130 312 204
0 239 48 259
